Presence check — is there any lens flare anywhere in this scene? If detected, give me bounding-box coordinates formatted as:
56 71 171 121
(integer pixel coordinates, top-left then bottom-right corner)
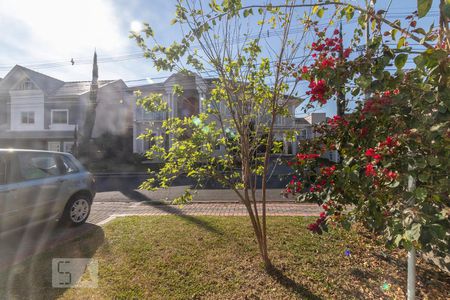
130 21 143 33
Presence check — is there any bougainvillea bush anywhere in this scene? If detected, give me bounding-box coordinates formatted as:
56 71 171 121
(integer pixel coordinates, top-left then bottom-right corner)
286 12 449 257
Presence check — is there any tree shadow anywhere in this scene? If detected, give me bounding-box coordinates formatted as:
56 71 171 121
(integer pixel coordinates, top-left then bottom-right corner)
0 223 104 300
349 267 377 281
119 189 223 236
267 265 323 300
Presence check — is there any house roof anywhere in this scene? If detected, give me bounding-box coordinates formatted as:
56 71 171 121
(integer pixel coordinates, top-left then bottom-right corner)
0 65 64 94
127 82 165 93
51 80 115 97
0 65 123 97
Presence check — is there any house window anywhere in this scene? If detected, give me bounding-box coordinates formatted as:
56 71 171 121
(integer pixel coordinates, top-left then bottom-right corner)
63 142 74 153
51 110 68 124
300 129 307 140
48 142 61 152
17 79 35 90
275 115 282 125
21 111 35 124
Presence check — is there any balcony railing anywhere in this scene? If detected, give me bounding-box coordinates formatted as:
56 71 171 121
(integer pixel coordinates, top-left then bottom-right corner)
137 111 166 121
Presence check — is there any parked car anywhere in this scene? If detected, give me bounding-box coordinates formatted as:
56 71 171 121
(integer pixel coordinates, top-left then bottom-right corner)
0 149 95 233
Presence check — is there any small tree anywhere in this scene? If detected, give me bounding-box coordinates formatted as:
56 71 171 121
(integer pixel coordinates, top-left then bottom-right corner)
130 0 318 269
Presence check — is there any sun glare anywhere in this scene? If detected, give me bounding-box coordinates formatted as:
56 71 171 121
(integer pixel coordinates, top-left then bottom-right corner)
130 21 143 33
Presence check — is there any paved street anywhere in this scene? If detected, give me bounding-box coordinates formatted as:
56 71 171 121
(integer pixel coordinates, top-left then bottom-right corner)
93 167 293 193
93 186 295 203
88 201 322 225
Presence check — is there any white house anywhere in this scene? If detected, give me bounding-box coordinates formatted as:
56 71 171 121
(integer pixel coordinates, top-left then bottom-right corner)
127 72 327 158
0 56 132 152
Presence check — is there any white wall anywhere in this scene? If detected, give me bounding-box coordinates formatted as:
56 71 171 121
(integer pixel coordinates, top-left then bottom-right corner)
9 90 45 131
305 112 326 125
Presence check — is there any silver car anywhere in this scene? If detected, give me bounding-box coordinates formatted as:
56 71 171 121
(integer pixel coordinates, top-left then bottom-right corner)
0 149 95 234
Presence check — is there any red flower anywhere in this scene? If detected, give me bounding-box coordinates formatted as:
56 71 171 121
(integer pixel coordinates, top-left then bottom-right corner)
319 56 336 69
393 89 400 95
307 213 327 234
333 29 340 35
362 95 392 114
322 165 336 177
365 148 381 163
307 222 320 233
365 163 376 177
301 66 309 74
328 115 349 128
383 169 398 181
343 48 352 58
365 148 376 157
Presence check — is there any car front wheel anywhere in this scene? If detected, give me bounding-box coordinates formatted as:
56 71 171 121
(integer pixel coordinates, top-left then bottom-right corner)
61 195 91 226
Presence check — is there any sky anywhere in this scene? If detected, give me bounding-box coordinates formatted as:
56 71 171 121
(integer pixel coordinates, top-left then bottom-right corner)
0 0 441 116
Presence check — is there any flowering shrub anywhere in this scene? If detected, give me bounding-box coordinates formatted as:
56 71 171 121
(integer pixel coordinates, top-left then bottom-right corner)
286 22 449 257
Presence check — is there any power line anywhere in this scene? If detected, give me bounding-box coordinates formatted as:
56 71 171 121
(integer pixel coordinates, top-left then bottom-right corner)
0 10 438 72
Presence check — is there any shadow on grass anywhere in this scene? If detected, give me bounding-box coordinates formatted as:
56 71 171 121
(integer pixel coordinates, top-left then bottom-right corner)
119 189 224 236
0 223 104 300
267 265 323 300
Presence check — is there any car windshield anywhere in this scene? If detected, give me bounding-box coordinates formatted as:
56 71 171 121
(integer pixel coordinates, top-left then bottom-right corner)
0 1 448 299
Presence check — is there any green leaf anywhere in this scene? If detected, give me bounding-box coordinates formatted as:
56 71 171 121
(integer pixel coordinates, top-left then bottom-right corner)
418 173 430 182
397 36 406 48
411 27 427 35
414 54 425 68
312 5 319 15
317 8 324 18
345 7 354 22
417 0 433 18
390 28 398 40
209 0 222 13
395 53 408 69
414 187 428 201
388 181 400 188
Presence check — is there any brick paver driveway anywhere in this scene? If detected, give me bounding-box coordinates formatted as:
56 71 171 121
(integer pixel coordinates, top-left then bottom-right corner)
88 201 322 225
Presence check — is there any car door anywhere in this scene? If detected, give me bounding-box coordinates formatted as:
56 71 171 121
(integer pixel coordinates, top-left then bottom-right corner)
0 153 12 231
0 152 24 232
14 152 63 227
47 154 82 217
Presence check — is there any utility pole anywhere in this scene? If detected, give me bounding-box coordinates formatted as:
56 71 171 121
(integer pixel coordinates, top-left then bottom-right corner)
407 169 416 300
336 21 346 117
364 0 374 101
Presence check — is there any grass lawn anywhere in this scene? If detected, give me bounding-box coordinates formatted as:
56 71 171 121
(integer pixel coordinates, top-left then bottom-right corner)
1 216 449 299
